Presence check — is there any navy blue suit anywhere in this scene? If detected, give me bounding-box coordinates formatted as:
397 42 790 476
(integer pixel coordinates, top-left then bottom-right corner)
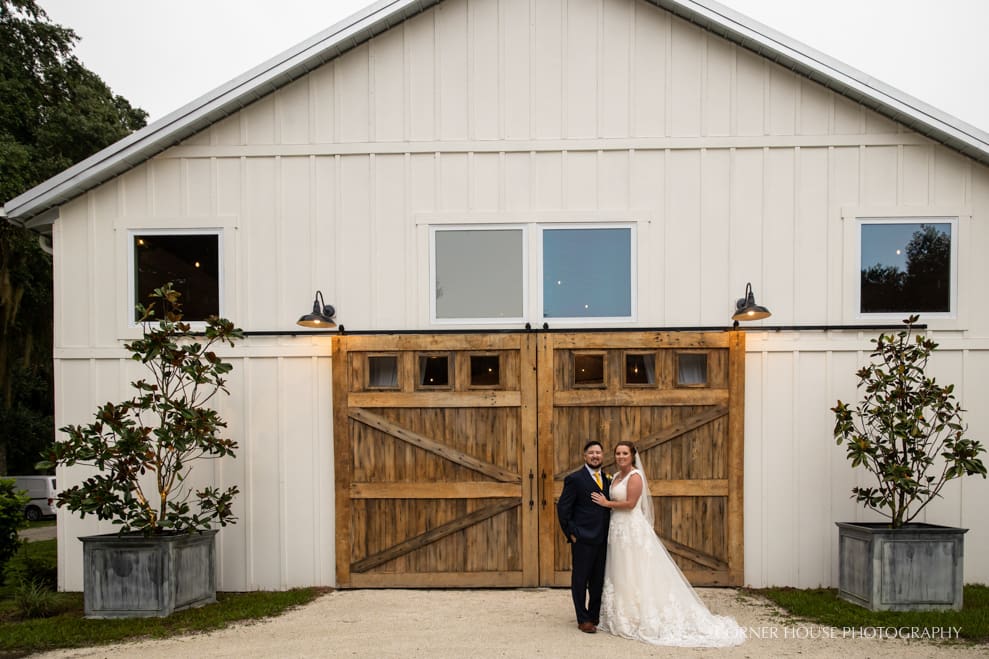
557 466 610 624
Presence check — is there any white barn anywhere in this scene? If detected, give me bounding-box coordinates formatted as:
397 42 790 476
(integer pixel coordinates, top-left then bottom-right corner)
4 0 989 592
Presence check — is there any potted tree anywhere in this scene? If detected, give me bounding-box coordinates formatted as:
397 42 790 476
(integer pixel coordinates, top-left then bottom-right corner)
41 284 243 618
832 315 986 611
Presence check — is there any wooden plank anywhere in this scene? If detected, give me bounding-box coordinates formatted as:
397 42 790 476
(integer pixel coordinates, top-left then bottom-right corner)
549 332 731 349
557 405 729 478
351 482 519 499
350 571 524 588
662 535 729 571
520 334 540 586
349 408 520 482
550 479 727 499
552 388 728 407
537 333 558 586
335 334 524 352
680 569 733 586
332 336 353 587
727 330 746 586
351 500 520 573
348 390 522 408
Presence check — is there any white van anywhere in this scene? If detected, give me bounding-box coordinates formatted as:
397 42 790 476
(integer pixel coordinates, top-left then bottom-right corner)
11 476 57 521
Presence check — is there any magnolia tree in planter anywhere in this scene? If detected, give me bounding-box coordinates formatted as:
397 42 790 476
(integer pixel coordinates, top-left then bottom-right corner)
832 315 986 610
41 284 244 617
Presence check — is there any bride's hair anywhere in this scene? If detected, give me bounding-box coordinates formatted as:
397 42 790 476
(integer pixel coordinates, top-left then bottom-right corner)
614 440 637 458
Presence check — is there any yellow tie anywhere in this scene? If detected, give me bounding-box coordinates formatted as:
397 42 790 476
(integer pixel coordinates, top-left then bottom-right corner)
593 471 602 489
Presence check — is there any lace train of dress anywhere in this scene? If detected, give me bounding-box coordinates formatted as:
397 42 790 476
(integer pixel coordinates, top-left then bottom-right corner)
598 468 745 647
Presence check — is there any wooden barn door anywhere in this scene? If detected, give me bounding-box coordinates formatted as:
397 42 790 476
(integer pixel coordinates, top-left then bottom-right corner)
334 330 744 588
537 332 746 587
333 334 538 587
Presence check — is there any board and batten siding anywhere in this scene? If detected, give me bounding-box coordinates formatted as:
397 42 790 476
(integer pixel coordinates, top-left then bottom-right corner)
52 0 989 590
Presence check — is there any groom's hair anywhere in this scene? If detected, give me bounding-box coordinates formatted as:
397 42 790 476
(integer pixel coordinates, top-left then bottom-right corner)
583 440 603 452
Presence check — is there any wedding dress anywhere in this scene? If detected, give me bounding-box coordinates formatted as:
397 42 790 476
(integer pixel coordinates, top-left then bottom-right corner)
598 459 746 647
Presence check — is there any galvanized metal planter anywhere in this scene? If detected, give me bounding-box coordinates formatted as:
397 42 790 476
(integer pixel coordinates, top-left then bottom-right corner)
836 522 967 611
81 529 217 618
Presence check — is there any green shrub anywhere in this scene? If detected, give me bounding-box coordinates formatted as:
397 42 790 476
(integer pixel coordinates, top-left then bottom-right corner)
3 542 57 590
11 578 59 618
0 478 29 583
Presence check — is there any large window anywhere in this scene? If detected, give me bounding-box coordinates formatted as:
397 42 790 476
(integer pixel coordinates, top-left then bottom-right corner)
131 231 221 322
430 222 635 324
859 219 955 315
432 227 525 322
541 226 633 319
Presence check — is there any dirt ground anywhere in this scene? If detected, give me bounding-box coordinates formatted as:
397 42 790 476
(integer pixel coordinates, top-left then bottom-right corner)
33 587 984 659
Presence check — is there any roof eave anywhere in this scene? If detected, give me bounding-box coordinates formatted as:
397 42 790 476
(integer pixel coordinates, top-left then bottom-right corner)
5 0 988 230
2 0 438 231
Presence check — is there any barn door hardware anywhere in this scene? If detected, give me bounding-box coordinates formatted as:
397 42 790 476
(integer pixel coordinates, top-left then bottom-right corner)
528 470 535 510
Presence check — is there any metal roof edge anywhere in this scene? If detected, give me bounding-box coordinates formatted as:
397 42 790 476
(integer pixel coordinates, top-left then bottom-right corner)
5 0 988 226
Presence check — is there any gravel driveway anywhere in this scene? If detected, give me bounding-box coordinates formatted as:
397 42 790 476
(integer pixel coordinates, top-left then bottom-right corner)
33 587 984 658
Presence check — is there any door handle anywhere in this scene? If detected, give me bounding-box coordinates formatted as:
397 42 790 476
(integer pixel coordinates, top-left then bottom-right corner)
541 470 548 508
528 470 534 511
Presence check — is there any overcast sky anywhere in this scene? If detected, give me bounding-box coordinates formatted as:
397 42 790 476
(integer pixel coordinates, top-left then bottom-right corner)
40 0 989 134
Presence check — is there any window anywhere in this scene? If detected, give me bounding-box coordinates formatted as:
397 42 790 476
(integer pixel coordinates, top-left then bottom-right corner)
428 221 636 324
132 231 221 322
573 353 605 388
469 354 501 387
418 354 451 388
677 353 708 386
625 353 656 386
858 219 955 315
367 355 399 389
542 226 633 320
432 227 525 322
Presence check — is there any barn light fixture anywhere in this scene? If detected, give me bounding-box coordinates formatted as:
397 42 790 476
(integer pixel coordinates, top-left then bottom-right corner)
732 282 771 328
297 290 337 328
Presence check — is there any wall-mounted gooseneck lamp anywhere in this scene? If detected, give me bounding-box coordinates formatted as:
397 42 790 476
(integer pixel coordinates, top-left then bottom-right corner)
732 282 771 328
297 290 337 328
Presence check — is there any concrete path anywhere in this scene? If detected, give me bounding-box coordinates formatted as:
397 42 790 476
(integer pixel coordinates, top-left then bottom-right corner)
18 523 57 542
32 587 983 658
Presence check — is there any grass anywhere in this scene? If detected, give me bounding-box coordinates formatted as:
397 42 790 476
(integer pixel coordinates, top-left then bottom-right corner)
1 539 328 657
747 584 989 645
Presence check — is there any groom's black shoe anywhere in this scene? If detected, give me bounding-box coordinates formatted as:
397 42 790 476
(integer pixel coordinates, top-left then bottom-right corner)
578 622 597 633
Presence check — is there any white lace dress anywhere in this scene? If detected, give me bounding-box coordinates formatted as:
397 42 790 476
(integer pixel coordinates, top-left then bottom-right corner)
598 468 746 647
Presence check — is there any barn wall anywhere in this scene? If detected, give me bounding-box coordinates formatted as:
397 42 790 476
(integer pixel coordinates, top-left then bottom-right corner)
53 0 989 590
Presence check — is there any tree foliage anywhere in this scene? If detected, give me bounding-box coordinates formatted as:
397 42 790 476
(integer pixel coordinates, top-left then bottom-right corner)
832 316 987 528
0 0 147 474
41 284 243 535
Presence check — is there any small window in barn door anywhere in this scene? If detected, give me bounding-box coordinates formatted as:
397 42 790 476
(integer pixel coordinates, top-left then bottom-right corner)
624 352 656 387
676 352 708 386
573 353 606 388
367 354 399 389
469 354 501 388
418 353 452 389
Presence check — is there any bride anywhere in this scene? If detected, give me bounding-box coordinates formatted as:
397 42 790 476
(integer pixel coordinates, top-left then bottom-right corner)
590 441 746 647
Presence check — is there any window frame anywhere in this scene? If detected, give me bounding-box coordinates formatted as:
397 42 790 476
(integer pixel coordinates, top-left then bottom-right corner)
853 216 959 321
127 228 224 328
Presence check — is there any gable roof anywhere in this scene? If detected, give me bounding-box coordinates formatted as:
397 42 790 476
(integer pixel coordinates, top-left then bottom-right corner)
5 0 989 232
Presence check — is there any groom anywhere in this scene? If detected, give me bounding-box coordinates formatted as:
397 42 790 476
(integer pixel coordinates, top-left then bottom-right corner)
557 440 610 633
